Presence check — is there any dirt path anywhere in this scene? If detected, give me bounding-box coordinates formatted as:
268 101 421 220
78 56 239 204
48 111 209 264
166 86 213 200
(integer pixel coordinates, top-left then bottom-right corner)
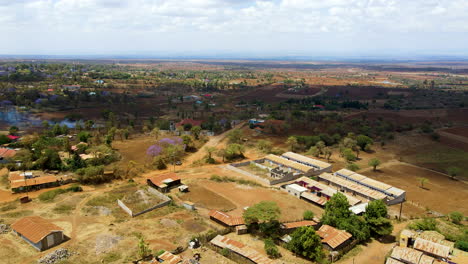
338 222 407 264
183 122 245 167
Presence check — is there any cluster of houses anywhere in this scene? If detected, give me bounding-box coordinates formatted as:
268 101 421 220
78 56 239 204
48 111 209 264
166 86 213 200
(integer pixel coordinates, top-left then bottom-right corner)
387 229 458 264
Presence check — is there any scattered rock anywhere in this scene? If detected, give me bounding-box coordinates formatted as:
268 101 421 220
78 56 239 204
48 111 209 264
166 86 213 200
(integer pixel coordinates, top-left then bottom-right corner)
93 206 111 216
95 234 122 255
38 248 72 264
0 224 10 234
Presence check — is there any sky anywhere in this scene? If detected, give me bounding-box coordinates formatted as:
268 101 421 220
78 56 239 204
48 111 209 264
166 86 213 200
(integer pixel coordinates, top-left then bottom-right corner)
2 0 468 57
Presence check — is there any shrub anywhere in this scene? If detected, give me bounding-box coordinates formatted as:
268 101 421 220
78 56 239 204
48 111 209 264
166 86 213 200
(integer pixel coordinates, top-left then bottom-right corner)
347 163 360 171
66 184 83 192
449 212 464 225
455 240 468 252
303 210 315 220
38 189 67 202
264 238 281 258
408 218 437 231
221 248 230 256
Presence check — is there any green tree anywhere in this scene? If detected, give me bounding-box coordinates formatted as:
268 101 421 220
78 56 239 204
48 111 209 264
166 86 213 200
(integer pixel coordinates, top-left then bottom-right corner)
191 125 202 140
368 158 381 171
8 126 19 135
138 237 151 259
77 131 92 143
287 226 324 261
227 128 243 144
447 166 461 180
321 193 370 242
307 146 320 157
323 147 332 162
286 136 298 152
36 149 62 170
303 210 315 220
224 143 245 161
315 141 325 155
343 148 356 162
449 211 464 225
205 146 217 164
364 200 393 237
0 135 12 145
356 135 373 151
243 201 281 225
257 139 273 153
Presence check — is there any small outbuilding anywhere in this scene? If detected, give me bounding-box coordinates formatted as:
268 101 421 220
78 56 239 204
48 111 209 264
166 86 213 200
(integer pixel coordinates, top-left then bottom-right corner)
317 225 353 251
11 216 65 251
182 201 196 211
285 183 308 198
147 172 181 193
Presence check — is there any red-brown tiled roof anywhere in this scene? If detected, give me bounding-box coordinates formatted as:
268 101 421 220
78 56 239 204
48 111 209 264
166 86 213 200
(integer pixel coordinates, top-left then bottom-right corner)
209 210 245 226
147 173 180 188
317 225 352 249
281 220 318 230
11 216 63 244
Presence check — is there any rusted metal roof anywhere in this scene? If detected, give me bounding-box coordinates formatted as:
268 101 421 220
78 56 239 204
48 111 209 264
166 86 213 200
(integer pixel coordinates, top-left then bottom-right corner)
300 192 328 206
391 246 424 264
209 210 245 226
414 238 451 259
210 235 278 264
10 176 58 189
281 220 318 230
147 172 180 188
11 216 63 244
158 251 182 264
317 225 352 250
385 258 406 264
0 147 16 158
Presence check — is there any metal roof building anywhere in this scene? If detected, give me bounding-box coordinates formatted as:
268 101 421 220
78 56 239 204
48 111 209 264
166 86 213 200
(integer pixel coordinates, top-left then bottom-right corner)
210 235 279 264
281 152 332 171
316 225 353 251
11 216 65 251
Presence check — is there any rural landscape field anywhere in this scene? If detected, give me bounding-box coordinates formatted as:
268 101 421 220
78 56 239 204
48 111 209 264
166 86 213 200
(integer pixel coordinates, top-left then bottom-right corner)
2 1 468 264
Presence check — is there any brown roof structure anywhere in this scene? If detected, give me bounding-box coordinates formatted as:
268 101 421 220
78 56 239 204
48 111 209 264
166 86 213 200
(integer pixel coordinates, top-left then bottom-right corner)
414 238 451 259
210 235 278 264
209 210 245 226
0 147 16 158
147 173 180 188
11 216 63 244
158 251 182 264
391 246 424 264
281 220 318 230
385 258 406 264
10 176 58 189
317 225 352 250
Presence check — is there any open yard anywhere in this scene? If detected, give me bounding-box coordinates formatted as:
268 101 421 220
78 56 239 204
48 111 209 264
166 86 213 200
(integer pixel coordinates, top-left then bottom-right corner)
361 163 468 216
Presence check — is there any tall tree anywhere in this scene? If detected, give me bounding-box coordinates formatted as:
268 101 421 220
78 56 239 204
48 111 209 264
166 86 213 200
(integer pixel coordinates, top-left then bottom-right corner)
364 200 393 237
287 226 324 261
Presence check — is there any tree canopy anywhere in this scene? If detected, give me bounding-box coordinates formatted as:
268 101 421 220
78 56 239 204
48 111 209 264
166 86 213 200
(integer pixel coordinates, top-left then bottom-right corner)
287 226 324 261
243 201 281 225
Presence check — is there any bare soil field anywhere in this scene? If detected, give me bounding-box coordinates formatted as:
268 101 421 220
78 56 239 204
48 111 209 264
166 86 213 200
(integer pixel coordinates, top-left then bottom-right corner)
235 84 288 103
362 163 468 216
323 86 411 99
178 183 236 211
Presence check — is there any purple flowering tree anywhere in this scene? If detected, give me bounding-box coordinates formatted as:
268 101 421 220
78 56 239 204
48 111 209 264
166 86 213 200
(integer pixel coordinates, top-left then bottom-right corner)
146 145 163 157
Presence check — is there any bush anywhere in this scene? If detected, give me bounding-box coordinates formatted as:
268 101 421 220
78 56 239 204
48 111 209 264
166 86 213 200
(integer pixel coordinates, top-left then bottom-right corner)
408 218 437 231
449 212 464 225
66 184 83 192
455 240 468 252
264 238 281 258
221 248 230 256
76 165 109 184
38 189 67 202
347 163 360 171
303 210 315 220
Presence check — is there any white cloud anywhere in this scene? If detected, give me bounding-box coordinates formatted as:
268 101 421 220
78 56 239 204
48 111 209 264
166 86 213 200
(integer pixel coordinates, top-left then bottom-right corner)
1 0 467 54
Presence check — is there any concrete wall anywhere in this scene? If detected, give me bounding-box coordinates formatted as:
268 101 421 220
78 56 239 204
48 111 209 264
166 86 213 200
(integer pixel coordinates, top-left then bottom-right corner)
225 164 270 185
118 187 172 217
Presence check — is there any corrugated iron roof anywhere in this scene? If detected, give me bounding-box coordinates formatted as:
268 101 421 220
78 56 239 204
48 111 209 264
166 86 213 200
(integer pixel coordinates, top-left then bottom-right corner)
319 173 387 200
210 235 278 264
0 147 16 158
147 173 180 188
11 216 63 244
281 152 331 169
264 154 313 173
209 210 245 226
419 254 435 264
296 176 361 206
385 258 406 264
391 246 423 264
10 176 58 189
414 238 451 258
159 251 182 264
300 192 328 206
317 225 352 250
281 220 318 230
